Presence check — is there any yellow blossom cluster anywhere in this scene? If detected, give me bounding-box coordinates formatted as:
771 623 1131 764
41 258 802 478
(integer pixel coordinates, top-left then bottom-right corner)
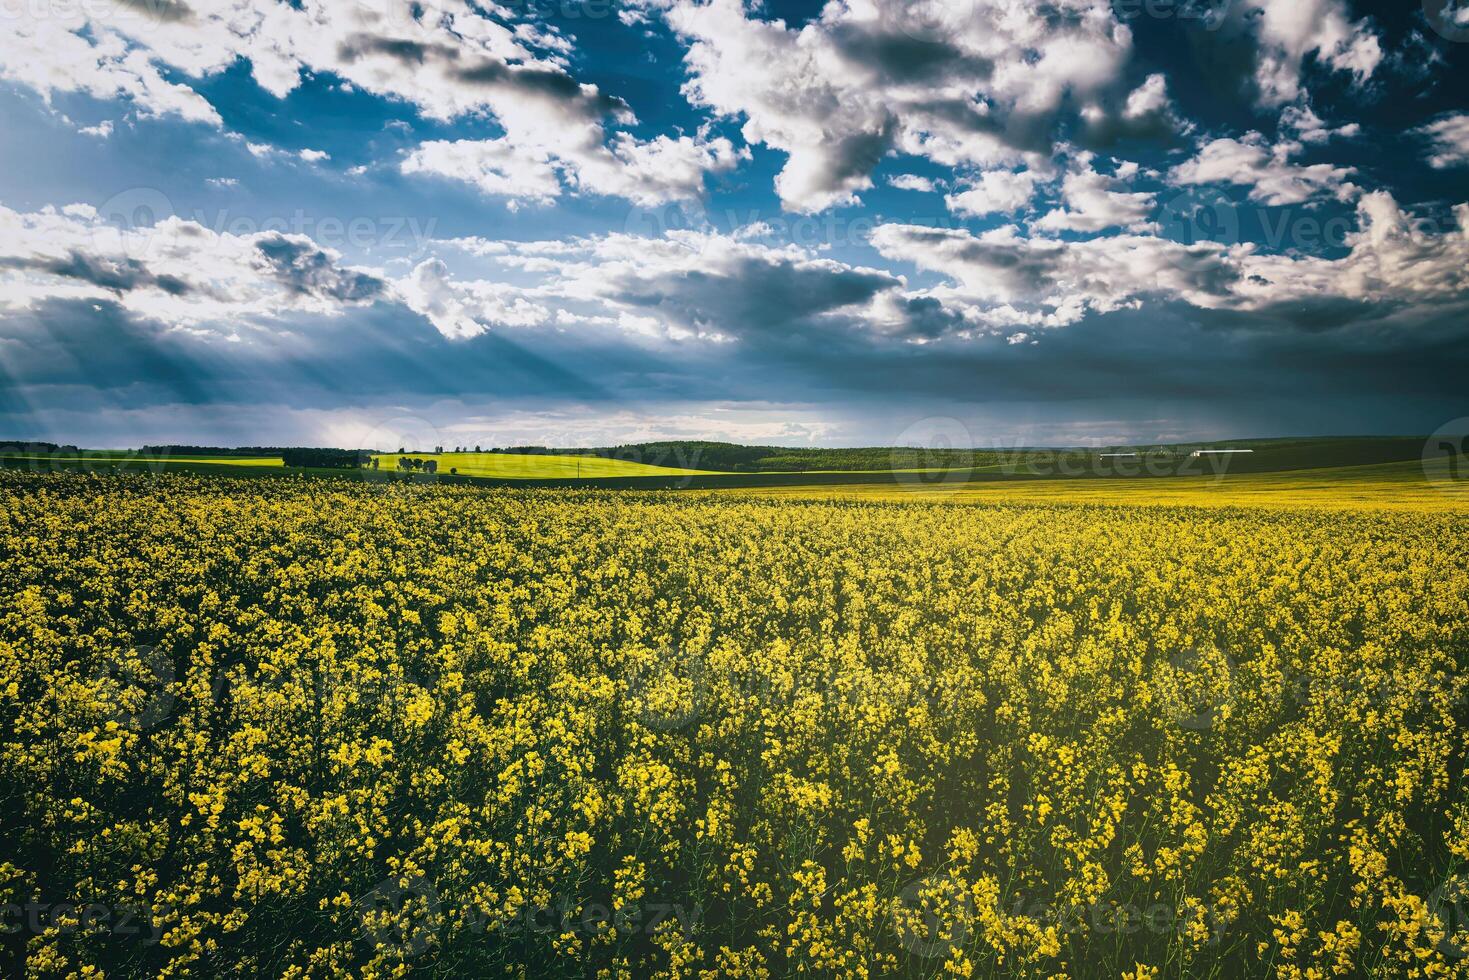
1 471 1466 978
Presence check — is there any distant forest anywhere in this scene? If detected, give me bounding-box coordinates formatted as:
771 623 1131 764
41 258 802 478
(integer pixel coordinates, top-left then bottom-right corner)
553 442 1056 472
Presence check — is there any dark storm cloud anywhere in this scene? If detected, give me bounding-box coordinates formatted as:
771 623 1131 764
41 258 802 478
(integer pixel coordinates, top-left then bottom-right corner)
599 253 902 337
885 295 971 341
826 23 993 86
336 34 632 121
4 289 1468 443
0 250 193 296
115 0 194 23
253 235 388 304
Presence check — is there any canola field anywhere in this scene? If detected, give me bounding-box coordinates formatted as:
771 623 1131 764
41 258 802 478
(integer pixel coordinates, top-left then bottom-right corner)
742 459 1469 513
1 471 1467 978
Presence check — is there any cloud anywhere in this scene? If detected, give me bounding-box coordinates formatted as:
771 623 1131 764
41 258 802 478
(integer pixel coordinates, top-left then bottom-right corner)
1078 73 1192 147
402 139 563 206
0 249 193 297
1278 104 1359 145
1168 133 1357 206
2 0 739 208
396 258 549 339
1033 156 1156 234
872 222 1238 328
0 15 222 125
1415 113 1469 170
872 191 1469 331
888 174 937 193
662 0 1141 212
1227 0 1383 107
535 230 909 341
0 203 388 329
0 1 578 124
1228 193 1469 326
253 235 387 303
945 169 1037 218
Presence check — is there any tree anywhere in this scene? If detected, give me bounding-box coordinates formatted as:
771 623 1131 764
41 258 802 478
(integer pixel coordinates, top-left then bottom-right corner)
280 449 369 469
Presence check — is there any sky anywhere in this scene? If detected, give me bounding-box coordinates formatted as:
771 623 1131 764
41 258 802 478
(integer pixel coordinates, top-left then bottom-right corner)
1 0 1467 450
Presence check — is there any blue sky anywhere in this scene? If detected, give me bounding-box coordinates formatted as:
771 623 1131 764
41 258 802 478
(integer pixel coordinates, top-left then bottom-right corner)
1 0 1467 449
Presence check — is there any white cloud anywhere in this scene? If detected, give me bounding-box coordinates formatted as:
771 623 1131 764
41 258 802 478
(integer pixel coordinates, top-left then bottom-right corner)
403 139 563 207
1079 72 1192 146
1169 133 1357 206
1033 158 1156 234
0 203 389 328
0 0 580 124
1278 104 1360 145
0 14 222 126
663 0 1138 212
1236 0 1383 107
1415 113 1469 169
79 121 115 138
872 222 1237 327
888 175 937 193
872 191 1469 330
396 258 549 338
1 0 736 208
946 170 1037 218
1230 193 1469 314
402 132 743 206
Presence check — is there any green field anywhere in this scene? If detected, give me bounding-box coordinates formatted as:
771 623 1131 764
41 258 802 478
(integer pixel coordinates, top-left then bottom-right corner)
2 438 1459 510
368 452 714 479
